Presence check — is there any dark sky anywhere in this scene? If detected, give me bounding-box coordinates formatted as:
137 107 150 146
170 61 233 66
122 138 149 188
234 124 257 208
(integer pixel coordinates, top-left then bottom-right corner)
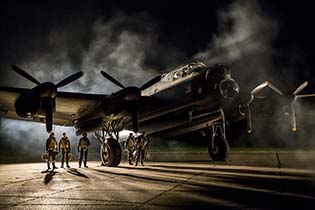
0 0 315 93
1 0 315 68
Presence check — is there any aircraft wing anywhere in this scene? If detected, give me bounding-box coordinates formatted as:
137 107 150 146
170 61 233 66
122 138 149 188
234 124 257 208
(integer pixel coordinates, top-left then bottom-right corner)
0 86 105 126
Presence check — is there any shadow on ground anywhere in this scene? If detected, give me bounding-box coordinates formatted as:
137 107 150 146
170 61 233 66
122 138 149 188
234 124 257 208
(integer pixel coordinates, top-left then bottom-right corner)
89 163 315 209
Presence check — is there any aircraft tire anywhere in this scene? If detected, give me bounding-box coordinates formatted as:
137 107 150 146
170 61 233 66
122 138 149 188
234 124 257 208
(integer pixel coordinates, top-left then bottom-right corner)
100 138 121 167
208 135 230 161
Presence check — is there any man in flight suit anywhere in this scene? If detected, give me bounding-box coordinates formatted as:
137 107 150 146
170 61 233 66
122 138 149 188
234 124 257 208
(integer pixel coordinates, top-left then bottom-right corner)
125 133 135 165
135 132 148 166
46 132 58 170
59 132 71 168
77 132 90 168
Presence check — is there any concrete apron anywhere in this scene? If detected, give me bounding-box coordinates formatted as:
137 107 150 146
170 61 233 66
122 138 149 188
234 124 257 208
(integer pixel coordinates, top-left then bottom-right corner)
122 151 315 169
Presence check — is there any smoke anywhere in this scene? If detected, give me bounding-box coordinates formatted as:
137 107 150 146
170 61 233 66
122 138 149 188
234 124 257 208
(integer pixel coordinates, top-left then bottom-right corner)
78 14 157 93
195 0 278 91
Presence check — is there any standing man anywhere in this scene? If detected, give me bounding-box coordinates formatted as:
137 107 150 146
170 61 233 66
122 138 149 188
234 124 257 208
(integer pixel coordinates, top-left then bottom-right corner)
59 132 71 168
77 132 90 168
125 133 135 165
135 132 148 166
46 132 58 170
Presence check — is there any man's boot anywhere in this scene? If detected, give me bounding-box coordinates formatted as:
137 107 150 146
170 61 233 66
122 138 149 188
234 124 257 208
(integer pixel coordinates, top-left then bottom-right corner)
84 160 88 168
141 160 144 166
129 159 133 165
61 162 64 168
79 161 81 168
52 162 58 170
66 161 70 168
47 162 51 170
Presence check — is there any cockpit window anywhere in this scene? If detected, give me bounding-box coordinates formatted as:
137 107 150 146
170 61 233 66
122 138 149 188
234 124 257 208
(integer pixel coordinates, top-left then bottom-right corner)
167 73 173 81
161 61 206 82
187 62 206 73
173 70 182 80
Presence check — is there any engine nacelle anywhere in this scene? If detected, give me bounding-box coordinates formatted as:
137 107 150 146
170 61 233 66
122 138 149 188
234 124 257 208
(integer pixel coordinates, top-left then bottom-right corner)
14 83 57 119
15 93 42 118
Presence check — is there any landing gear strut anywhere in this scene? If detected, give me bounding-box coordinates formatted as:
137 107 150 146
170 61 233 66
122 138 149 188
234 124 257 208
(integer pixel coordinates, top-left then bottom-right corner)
207 109 230 161
95 120 122 167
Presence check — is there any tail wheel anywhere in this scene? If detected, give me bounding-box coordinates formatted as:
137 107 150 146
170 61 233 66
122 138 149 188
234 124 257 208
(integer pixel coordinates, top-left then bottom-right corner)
100 138 121 167
208 135 230 161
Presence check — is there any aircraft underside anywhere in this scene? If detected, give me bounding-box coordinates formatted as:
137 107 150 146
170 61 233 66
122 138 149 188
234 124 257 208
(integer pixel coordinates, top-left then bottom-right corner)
93 103 231 166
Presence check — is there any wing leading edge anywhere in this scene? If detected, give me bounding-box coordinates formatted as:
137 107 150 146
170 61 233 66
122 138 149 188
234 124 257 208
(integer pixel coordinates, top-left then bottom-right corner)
0 86 106 126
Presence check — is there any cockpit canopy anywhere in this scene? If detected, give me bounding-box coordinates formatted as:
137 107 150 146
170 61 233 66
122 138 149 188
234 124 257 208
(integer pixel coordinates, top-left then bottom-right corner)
161 61 206 82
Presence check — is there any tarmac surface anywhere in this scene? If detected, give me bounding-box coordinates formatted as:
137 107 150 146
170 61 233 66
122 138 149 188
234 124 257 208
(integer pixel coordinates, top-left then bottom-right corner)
0 153 315 210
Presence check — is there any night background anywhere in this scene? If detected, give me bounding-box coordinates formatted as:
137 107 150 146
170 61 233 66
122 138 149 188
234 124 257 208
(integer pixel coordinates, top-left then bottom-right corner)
1 0 315 162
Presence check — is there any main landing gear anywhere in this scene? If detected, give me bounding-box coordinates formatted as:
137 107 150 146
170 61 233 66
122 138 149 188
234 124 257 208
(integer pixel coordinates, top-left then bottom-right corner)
207 109 230 161
95 121 122 167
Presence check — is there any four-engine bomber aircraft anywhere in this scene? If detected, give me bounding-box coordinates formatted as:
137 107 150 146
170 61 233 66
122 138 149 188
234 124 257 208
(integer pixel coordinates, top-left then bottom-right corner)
0 61 313 166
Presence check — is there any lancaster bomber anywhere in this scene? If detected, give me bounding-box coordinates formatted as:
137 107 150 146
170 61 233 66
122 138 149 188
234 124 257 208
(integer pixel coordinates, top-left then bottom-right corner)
0 61 313 166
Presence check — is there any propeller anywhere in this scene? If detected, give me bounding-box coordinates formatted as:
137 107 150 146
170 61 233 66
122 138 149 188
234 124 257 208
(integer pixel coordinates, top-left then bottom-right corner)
100 71 161 132
245 81 283 133
12 65 84 132
245 80 315 133
100 71 161 91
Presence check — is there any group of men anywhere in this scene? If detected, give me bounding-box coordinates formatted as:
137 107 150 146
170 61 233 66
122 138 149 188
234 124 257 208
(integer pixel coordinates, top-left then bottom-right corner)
45 132 90 171
45 131 149 170
125 132 149 166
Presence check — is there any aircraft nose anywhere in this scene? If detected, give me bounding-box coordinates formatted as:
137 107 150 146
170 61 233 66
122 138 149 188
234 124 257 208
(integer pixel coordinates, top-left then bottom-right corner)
219 78 239 99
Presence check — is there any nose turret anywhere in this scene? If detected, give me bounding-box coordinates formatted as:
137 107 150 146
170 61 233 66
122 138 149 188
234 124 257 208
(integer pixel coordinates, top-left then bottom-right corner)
219 77 239 99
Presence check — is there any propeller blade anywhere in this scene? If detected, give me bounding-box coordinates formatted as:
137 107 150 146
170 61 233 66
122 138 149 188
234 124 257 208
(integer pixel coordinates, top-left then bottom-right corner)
250 81 269 95
100 71 125 89
131 111 139 133
11 65 41 85
294 81 308 95
56 71 84 88
42 99 54 133
296 94 315 98
140 75 161 91
251 81 283 96
246 105 253 134
268 83 284 95
290 103 297 132
45 107 53 133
